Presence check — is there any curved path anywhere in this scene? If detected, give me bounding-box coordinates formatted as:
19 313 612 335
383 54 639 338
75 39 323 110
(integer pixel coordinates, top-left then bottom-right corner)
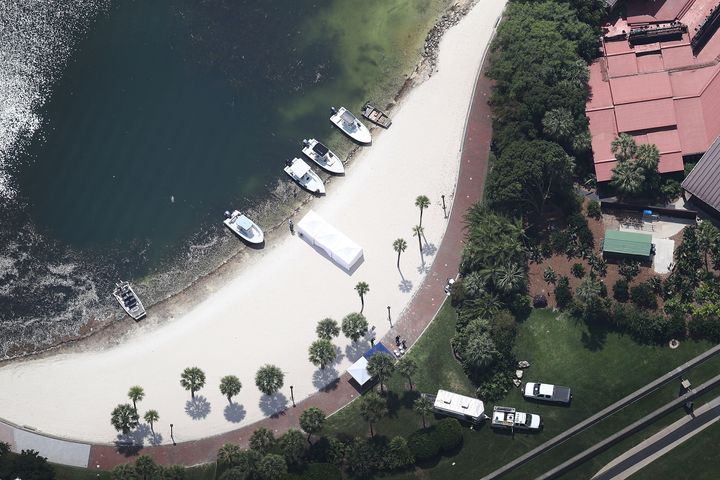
0 2 502 470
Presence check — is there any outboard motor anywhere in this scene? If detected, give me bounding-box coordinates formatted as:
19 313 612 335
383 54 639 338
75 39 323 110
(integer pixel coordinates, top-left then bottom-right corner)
285 158 292 167
302 139 309 147
330 107 337 114
224 211 231 219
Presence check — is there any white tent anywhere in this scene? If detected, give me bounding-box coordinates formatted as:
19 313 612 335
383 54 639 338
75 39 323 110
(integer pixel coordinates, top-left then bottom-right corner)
348 357 372 385
296 210 364 270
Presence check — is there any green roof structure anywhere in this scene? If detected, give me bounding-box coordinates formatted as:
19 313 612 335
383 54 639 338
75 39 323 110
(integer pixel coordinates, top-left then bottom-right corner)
602 230 653 259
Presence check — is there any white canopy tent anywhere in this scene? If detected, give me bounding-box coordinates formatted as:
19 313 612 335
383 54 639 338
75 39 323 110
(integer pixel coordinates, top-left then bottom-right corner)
296 210 364 270
348 357 371 385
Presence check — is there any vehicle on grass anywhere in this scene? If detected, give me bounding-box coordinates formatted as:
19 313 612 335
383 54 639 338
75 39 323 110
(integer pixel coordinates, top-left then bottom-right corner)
428 389 486 424
491 406 542 431
523 382 572 404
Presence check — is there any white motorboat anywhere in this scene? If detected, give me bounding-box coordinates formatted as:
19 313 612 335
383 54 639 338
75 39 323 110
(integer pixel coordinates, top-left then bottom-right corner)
224 210 264 244
302 138 345 175
113 281 146 321
330 107 372 145
284 158 326 194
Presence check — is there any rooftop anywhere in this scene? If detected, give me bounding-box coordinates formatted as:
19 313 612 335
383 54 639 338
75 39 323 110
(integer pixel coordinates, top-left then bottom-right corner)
603 230 654 257
682 135 720 212
586 0 720 182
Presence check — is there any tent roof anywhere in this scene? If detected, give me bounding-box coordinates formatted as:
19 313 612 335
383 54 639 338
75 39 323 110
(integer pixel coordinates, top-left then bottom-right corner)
363 342 393 360
603 230 653 257
348 357 371 385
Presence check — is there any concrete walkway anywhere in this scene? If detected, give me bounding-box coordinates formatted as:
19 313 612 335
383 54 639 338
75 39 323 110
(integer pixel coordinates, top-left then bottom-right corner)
0 10 501 471
592 395 720 480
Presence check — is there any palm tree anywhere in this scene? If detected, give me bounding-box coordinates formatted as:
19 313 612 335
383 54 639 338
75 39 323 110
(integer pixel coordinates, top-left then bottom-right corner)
180 367 206 399
635 143 660 171
127 385 145 412
542 107 574 141
611 160 644 196
393 238 407 270
299 407 326 443
396 357 418 390
697 221 720 271
315 318 340 340
341 312 368 342
111 403 139 434
255 364 284 396
495 262 525 294
611 133 637 162
413 396 433 428
219 375 242 404
308 339 336 369
217 443 242 467
143 409 159 435
415 195 431 228
366 353 395 393
412 225 424 257
354 281 370 313
359 392 387 437
576 277 603 305
135 454 158 480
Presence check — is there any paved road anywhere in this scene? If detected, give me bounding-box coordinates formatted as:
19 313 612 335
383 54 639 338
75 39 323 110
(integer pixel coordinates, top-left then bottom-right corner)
592 395 720 480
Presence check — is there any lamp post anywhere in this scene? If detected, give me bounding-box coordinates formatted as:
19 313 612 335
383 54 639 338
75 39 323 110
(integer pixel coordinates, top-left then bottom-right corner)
290 385 296 408
441 195 447 218
387 306 392 327
170 423 176 446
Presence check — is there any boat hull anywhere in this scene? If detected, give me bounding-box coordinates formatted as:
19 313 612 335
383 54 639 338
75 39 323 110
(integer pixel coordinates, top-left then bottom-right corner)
284 158 326 194
302 139 344 174
330 107 372 145
224 211 265 244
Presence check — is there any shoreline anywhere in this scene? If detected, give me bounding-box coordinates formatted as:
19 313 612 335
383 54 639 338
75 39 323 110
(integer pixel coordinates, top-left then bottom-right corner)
0 0 479 365
0 0 505 448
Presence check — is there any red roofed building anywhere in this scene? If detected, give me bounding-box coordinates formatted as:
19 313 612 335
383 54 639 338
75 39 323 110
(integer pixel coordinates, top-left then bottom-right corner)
586 0 720 182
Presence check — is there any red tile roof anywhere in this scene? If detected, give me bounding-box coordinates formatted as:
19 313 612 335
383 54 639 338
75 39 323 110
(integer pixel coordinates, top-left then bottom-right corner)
587 0 720 182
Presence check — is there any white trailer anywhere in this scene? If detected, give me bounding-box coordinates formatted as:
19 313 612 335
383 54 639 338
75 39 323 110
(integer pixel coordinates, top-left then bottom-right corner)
431 389 486 424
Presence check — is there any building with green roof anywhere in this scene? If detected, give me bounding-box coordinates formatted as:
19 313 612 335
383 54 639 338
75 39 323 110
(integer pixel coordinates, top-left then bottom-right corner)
602 230 653 262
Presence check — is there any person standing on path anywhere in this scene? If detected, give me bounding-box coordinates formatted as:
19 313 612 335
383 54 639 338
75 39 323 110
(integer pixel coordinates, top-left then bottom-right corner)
289 219 295 235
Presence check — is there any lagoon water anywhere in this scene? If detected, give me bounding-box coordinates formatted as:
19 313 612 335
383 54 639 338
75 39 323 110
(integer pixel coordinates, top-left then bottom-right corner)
0 0 450 357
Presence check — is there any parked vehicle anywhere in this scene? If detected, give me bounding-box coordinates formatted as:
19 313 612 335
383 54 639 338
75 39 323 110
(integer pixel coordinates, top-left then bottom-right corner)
428 389 486 424
523 382 572 404
491 406 542 431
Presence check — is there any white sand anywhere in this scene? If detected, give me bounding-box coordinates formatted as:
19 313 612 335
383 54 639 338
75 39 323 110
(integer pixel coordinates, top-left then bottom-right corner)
0 0 506 444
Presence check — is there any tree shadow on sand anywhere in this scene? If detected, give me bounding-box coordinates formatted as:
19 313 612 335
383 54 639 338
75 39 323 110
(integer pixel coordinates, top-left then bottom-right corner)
259 393 289 417
313 367 340 391
115 423 152 455
147 431 163 446
417 262 431 274
399 279 413 292
345 340 370 362
422 242 437 257
185 395 211 420
224 403 247 423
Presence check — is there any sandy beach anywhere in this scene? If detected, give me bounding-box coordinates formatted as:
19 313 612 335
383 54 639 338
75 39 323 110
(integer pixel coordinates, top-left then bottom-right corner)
0 0 505 445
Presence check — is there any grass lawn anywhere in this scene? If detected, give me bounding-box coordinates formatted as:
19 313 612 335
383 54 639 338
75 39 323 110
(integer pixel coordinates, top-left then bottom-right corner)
324 302 713 479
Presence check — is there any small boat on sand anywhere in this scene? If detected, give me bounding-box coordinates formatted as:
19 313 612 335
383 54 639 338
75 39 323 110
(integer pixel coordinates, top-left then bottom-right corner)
113 281 146 321
284 158 326 194
361 102 392 128
224 210 264 244
302 139 344 175
330 107 372 145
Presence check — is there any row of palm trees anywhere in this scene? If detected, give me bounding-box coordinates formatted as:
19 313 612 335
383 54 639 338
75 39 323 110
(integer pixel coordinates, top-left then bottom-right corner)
391 195 433 273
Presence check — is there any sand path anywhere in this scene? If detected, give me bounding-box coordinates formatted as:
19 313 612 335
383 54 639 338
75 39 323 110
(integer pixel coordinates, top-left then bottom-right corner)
0 0 506 445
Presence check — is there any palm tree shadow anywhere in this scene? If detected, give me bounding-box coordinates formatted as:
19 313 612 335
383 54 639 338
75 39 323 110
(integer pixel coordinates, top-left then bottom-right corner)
422 242 437 257
115 423 151 454
417 262 431 274
259 393 289 417
224 403 247 423
345 340 370 362
313 367 340 391
185 395 211 420
148 431 163 446
399 279 413 292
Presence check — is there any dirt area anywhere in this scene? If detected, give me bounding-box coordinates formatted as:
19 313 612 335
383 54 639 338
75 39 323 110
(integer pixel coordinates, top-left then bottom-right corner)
528 204 671 309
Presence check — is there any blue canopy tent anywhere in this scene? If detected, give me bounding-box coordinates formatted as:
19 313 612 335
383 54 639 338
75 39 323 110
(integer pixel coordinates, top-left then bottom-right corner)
348 343 395 386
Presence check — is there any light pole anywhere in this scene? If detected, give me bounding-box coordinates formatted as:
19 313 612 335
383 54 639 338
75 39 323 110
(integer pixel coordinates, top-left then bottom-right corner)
170 423 176 446
441 195 447 218
387 306 392 327
290 385 296 408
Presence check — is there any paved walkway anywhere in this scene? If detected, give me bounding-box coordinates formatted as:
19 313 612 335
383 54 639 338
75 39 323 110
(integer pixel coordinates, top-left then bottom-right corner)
592 395 720 480
0 18 498 472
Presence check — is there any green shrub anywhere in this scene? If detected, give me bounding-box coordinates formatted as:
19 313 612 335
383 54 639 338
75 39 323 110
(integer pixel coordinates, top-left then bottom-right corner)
619 261 640 280
434 418 463 452
383 437 414 471
550 230 574 255
613 278 629 302
567 213 594 249
543 266 557 284
689 313 720 342
571 263 586 278
586 200 602 220
555 276 573 308
477 370 513 402
299 463 342 480
407 428 440 461
631 283 657 310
